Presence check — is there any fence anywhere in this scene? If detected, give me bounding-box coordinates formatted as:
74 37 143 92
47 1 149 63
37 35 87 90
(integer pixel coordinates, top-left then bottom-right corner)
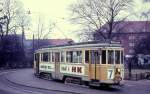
124 69 150 81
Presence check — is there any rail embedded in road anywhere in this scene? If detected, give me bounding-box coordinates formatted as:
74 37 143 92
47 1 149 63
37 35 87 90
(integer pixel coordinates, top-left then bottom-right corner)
0 70 84 94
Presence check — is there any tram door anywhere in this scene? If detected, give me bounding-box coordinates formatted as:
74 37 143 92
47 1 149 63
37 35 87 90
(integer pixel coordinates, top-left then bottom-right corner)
35 53 40 74
89 50 100 80
54 52 60 78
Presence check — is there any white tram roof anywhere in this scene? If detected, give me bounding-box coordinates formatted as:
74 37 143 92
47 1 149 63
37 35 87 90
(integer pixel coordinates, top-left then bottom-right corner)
36 41 123 52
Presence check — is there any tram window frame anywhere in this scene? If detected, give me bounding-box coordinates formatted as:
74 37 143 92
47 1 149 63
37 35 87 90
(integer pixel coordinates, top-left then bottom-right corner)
42 52 49 62
108 50 114 64
101 50 106 64
115 50 120 64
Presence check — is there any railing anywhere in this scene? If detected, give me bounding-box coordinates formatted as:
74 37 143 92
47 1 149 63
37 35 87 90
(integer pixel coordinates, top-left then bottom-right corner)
124 70 150 81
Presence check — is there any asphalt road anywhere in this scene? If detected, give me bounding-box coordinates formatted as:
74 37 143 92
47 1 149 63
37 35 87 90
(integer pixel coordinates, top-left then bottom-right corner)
0 69 150 94
0 89 15 94
0 71 80 94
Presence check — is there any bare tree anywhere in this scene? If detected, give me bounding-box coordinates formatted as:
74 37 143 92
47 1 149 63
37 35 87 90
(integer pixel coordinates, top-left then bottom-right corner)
34 16 55 48
70 0 133 41
0 0 31 68
0 0 30 36
35 16 55 40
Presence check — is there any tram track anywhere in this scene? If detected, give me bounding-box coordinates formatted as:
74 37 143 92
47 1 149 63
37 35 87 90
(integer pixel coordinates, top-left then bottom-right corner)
0 70 84 94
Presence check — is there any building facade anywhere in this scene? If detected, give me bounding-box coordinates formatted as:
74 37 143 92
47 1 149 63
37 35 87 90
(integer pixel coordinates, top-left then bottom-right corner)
24 39 74 66
94 21 150 66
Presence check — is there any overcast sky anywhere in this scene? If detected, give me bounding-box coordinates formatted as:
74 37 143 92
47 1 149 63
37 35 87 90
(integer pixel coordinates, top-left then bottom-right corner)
21 0 150 42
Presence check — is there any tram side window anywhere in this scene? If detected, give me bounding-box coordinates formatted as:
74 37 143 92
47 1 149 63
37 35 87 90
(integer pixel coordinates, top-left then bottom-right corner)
108 50 114 64
42 52 49 62
115 50 120 64
91 51 100 64
85 50 89 63
49 52 51 62
77 51 82 63
66 51 73 63
121 51 124 64
34 54 36 61
34 54 38 62
55 52 60 62
61 51 65 62
102 50 106 64
52 52 55 62
72 51 82 63
66 51 82 63
73 51 78 63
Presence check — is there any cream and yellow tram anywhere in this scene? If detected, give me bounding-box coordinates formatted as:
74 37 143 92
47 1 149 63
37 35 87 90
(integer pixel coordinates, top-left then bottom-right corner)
34 41 124 87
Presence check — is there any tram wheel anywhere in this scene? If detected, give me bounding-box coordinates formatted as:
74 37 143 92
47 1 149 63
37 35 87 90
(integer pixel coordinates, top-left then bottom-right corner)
64 77 71 84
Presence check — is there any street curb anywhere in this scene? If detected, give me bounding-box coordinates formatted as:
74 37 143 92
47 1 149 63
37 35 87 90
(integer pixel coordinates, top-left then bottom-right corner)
4 72 83 94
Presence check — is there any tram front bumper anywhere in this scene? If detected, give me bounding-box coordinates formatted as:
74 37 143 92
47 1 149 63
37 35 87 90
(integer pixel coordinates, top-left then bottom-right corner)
100 79 124 86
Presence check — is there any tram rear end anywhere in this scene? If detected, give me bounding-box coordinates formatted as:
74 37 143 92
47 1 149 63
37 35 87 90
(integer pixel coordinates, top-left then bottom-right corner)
87 49 124 87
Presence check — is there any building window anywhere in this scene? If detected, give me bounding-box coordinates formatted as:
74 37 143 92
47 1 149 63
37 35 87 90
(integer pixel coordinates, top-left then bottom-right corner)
139 35 146 40
129 49 135 54
129 43 135 47
129 36 135 40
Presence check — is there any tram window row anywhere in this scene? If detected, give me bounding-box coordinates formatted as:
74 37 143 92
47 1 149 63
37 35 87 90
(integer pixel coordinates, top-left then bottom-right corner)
34 49 123 64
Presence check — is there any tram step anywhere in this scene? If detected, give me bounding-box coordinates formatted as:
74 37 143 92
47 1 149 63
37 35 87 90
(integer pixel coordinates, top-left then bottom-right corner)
89 81 100 86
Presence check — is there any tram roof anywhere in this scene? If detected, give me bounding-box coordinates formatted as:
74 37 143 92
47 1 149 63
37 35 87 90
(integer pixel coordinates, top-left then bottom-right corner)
36 40 123 51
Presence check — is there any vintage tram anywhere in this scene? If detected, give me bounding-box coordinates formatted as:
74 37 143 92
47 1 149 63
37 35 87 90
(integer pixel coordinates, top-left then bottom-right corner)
34 41 124 87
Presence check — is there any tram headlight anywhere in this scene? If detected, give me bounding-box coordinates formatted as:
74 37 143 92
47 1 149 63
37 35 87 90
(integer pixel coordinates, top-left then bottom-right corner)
117 68 121 72
116 68 121 75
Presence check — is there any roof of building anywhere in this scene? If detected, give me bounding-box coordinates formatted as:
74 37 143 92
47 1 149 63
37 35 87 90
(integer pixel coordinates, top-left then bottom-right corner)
25 39 74 49
99 21 150 33
115 21 150 33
